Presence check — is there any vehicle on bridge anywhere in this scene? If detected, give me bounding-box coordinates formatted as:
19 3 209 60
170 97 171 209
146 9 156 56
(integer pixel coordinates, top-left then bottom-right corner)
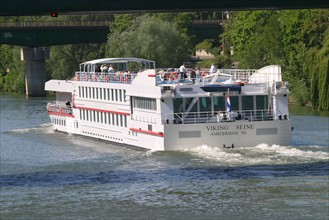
45 57 292 151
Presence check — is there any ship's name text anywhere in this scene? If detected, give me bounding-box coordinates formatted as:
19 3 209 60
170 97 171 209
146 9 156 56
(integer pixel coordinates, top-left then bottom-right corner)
206 124 255 136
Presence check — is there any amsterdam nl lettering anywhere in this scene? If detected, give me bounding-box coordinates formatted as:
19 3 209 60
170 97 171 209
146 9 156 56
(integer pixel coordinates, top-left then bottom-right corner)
206 124 255 136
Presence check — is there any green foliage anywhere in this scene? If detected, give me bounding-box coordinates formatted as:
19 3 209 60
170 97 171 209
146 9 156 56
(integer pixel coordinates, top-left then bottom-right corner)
47 43 106 80
0 45 25 92
224 9 329 110
107 14 193 67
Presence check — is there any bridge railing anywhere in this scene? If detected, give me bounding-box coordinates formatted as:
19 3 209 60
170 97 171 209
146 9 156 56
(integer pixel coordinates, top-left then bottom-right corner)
0 21 110 28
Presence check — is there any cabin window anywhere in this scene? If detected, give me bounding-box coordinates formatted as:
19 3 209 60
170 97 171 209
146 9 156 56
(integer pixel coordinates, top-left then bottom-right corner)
99 88 102 100
123 90 126 102
111 89 114 101
133 97 157 111
200 97 211 112
213 96 225 111
256 95 268 110
242 96 254 110
230 96 239 111
173 98 183 113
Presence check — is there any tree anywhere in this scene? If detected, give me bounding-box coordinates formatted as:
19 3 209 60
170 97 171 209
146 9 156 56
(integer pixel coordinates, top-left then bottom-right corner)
0 45 25 92
107 14 193 67
47 43 106 80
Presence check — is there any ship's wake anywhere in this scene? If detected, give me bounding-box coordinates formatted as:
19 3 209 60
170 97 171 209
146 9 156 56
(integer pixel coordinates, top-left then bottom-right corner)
185 144 329 166
3 123 54 134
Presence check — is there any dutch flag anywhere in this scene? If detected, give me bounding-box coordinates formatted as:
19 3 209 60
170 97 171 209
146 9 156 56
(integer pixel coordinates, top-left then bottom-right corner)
226 94 231 112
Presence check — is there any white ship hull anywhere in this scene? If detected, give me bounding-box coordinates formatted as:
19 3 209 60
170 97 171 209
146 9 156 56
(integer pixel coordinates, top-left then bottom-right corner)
49 112 292 151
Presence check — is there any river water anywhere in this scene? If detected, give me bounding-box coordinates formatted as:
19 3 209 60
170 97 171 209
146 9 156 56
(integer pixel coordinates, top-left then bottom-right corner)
1 94 328 220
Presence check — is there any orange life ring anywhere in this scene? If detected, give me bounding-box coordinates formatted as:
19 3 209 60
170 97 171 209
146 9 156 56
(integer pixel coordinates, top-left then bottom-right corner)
105 75 109 82
94 74 97 81
169 72 178 81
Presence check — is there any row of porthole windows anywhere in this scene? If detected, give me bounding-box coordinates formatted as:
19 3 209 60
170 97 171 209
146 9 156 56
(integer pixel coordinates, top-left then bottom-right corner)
81 131 123 142
52 118 66 126
79 109 127 127
78 86 126 103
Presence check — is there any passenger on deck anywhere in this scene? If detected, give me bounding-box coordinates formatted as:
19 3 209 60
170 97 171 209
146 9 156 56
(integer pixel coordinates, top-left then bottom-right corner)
210 64 217 74
108 64 114 73
179 63 187 80
190 68 196 83
101 64 108 73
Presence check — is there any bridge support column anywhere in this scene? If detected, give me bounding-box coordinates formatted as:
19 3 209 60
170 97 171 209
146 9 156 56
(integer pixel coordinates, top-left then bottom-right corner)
21 47 50 97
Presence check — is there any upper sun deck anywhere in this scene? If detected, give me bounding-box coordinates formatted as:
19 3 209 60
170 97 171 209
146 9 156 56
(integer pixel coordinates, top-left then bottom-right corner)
71 58 287 92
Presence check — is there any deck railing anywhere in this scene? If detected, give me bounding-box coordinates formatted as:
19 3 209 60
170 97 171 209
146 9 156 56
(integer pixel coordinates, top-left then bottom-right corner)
47 103 72 115
163 109 275 124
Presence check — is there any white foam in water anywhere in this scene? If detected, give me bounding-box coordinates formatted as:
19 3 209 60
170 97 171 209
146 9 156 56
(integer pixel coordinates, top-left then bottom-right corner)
251 144 329 161
5 123 54 134
186 144 329 166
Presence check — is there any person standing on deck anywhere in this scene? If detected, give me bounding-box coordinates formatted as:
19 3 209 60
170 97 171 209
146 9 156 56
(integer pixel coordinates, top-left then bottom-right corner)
179 63 187 80
210 64 217 74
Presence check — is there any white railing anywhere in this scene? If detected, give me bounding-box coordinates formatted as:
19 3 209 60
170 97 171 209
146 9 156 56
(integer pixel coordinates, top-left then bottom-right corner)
47 103 72 115
163 109 275 124
74 72 138 84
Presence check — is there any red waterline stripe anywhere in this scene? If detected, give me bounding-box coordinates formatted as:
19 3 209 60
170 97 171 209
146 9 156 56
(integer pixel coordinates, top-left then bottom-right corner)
129 128 164 137
75 106 130 116
48 111 75 118
148 74 156 77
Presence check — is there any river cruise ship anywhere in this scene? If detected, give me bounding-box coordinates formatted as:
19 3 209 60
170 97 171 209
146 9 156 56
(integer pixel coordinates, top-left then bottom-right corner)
45 58 292 151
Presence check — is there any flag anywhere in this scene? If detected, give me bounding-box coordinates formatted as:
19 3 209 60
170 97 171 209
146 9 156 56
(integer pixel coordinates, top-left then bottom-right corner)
226 94 231 112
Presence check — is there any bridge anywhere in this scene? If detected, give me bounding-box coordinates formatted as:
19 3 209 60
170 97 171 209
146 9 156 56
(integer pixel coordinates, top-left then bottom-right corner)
0 0 327 16
0 20 222 47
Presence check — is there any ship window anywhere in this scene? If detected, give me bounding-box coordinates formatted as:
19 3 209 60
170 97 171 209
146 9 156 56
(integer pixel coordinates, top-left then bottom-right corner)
173 98 183 113
242 96 254 110
123 90 126 102
119 90 122 102
99 88 102 100
80 87 83 98
229 96 239 111
79 87 81 98
108 113 111 124
213 96 225 111
116 114 119 126
120 115 123 127
111 89 114 101
103 88 106 100
86 110 89 121
115 89 118 101
200 97 211 112
124 116 127 127
256 95 268 110
107 89 110 101
132 97 157 111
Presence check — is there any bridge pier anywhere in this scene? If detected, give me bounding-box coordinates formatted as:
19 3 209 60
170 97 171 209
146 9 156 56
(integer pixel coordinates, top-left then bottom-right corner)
21 47 50 97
